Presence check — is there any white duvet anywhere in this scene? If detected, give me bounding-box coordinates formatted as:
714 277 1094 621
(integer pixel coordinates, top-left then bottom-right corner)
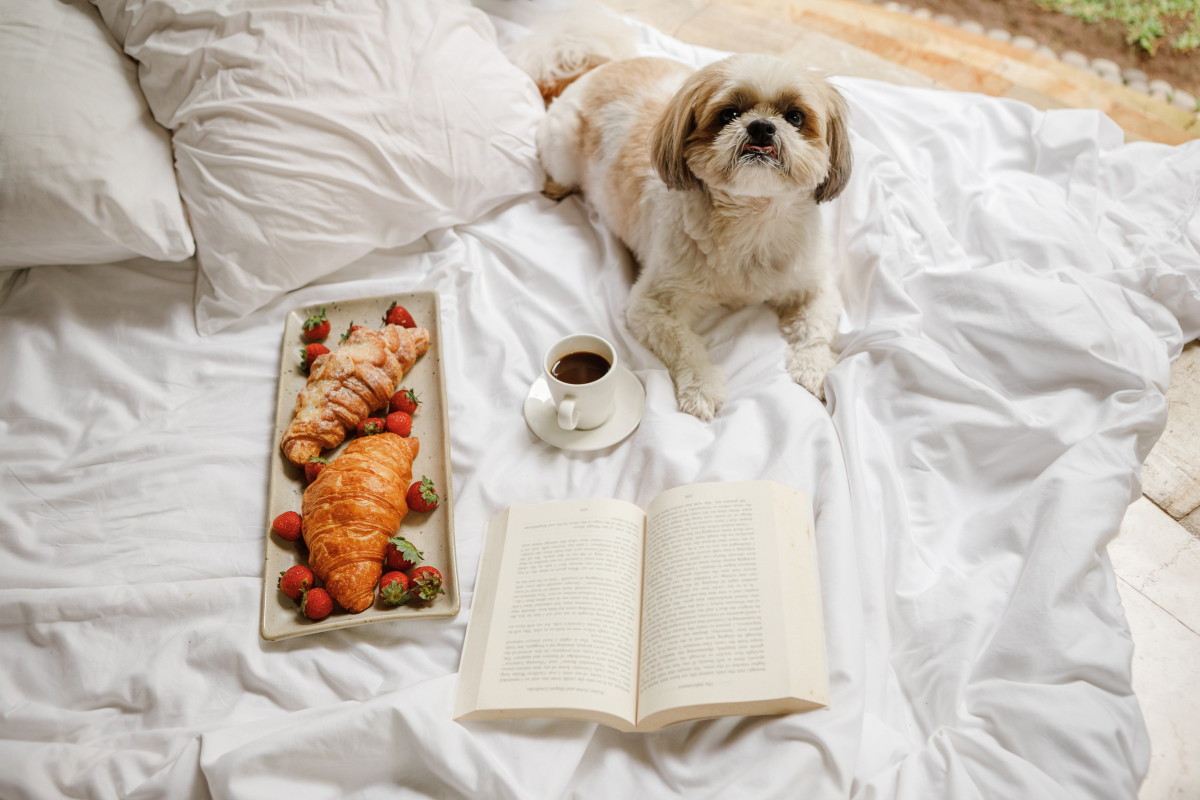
1 14 1198 800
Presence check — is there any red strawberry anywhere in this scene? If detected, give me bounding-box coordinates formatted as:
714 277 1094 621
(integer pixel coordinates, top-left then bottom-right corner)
379 571 410 606
300 342 330 371
339 322 364 344
301 587 333 620
407 565 444 604
278 564 314 601
384 302 416 328
304 456 328 483
406 476 439 512
385 411 412 437
357 417 384 437
302 306 330 341
385 536 423 572
389 388 420 415
271 510 302 542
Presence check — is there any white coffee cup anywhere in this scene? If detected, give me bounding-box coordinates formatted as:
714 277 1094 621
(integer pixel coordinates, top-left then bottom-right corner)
543 334 618 431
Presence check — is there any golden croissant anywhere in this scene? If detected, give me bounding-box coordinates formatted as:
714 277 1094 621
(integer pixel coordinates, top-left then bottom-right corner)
301 433 420 612
282 324 430 467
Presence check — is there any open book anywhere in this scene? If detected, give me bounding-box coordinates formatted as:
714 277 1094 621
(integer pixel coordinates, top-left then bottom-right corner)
453 480 827 733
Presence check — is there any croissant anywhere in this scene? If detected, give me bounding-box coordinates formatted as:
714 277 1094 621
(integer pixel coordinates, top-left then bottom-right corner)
282 324 430 467
301 433 420 612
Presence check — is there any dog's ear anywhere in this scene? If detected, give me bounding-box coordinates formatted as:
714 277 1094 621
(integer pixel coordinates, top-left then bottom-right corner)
814 83 852 204
651 71 717 192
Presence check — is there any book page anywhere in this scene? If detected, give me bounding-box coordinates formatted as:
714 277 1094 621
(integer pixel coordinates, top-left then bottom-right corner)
635 481 826 730
456 498 646 730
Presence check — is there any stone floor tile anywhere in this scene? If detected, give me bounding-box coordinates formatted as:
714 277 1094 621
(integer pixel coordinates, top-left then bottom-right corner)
1142 341 1200 522
1111 498 1200 635
600 0 709 37
1117 580 1200 799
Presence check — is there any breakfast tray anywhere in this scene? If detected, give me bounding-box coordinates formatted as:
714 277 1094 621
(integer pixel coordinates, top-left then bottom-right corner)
260 291 459 641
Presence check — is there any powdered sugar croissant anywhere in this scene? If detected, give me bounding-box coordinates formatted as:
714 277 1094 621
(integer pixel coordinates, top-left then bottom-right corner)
282 324 430 467
301 433 420 613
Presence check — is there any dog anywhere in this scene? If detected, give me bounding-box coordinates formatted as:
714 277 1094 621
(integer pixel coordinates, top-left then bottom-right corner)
513 12 851 420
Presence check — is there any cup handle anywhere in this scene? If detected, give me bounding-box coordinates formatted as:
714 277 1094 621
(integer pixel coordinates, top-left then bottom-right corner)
557 397 580 430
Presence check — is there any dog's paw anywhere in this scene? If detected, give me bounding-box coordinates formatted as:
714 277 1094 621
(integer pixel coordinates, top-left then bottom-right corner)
675 372 727 421
786 344 836 402
541 180 576 201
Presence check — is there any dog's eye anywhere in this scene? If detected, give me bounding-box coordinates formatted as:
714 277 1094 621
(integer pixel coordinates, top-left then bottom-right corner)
719 107 741 125
785 109 806 127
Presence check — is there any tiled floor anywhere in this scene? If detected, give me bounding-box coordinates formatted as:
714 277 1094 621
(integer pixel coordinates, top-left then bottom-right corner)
603 1 1200 796
1115 343 1200 799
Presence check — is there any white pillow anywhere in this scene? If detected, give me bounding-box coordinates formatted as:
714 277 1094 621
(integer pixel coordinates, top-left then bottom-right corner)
91 0 545 335
0 0 194 269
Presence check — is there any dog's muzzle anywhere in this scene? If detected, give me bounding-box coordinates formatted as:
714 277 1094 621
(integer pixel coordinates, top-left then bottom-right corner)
743 118 778 159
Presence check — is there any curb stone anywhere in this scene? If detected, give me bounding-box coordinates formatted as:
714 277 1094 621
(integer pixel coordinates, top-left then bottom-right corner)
1061 50 1089 69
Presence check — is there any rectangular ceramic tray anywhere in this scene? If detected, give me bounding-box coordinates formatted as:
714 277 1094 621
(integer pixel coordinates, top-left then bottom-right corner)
260 291 459 641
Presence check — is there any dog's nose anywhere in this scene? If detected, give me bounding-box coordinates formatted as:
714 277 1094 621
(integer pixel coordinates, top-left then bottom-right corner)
746 118 776 143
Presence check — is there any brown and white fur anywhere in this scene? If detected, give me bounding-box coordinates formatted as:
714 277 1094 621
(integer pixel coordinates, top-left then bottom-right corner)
515 14 851 420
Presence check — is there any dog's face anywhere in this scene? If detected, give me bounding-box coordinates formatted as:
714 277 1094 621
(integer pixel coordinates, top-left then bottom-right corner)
651 54 851 201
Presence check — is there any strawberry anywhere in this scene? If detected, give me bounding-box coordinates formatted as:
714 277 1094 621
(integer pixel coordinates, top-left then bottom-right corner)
383 302 416 328
407 565 444 604
389 388 420 415
271 510 302 542
301 587 333 620
385 536 423 572
357 417 384 437
385 411 412 437
278 564 314 601
406 476 439 512
300 342 329 371
305 456 328 483
379 571 410 606
302 306 330 341
339 322 364 344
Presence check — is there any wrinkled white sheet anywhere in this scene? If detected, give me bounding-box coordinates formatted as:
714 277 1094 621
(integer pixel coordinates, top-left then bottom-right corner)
2 20 1198 800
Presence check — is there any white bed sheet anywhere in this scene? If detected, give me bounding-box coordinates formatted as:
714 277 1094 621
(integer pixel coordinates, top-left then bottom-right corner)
1 19 1198 800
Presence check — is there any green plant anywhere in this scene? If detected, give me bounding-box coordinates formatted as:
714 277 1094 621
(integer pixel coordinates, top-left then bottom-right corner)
1034 0 1200 54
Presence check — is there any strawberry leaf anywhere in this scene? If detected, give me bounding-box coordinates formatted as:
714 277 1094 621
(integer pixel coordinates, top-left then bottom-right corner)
387 536 423 564
302 306 327 330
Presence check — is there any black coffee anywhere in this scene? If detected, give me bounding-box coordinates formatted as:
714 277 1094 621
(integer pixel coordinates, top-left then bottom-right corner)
552 351 611 385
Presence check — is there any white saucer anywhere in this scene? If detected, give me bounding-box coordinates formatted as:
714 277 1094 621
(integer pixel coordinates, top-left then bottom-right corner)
524 365 646 452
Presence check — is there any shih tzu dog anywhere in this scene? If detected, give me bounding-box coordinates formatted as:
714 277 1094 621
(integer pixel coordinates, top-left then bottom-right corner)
515 13 851 420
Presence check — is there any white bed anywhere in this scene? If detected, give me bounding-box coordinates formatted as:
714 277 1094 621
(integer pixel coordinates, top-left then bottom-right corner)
2 0 1198 797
